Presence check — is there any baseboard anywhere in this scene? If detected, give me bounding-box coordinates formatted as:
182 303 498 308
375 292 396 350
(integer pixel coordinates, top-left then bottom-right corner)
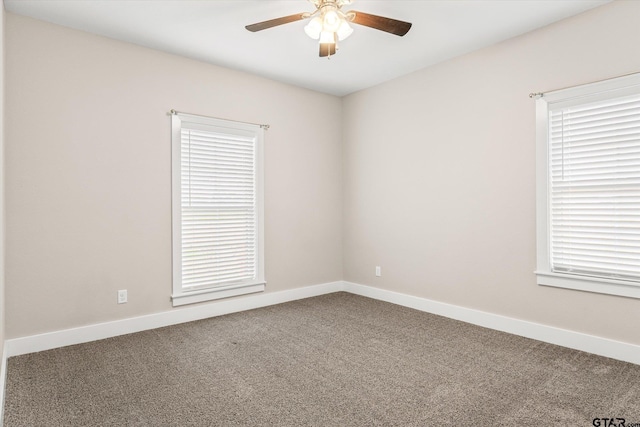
343 281 640 365
5 281 346 357
5 280 639 366
0 344 7 426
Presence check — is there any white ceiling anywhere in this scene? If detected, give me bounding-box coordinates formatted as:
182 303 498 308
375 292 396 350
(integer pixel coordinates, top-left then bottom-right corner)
4 0 611 96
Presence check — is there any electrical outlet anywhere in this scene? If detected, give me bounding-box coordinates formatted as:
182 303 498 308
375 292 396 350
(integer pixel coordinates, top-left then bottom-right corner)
375 266 381 277
117 289 127 304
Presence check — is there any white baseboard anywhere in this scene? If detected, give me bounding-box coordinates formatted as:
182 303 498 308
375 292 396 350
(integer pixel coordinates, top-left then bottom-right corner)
5 281 346 357
0 344 7 426
4 280 639 366
343 281 640 365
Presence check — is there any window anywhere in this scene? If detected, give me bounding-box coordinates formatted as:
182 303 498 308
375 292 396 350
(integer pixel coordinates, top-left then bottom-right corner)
535 73 640 299
171 112 265 306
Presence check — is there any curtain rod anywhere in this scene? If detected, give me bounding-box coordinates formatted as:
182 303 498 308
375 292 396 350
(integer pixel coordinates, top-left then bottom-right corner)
170 109 270 130
529 70 640 99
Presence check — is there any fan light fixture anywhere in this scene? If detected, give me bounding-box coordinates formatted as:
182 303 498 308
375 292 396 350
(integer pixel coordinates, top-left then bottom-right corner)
245 0 412 58
304 0 354 55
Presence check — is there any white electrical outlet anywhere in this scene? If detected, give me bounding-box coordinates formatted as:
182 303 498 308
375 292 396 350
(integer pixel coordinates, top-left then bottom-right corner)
117 290 127 304
375 266 382 277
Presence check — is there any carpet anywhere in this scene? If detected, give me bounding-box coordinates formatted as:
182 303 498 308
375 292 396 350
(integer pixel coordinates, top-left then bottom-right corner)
4 292 640 426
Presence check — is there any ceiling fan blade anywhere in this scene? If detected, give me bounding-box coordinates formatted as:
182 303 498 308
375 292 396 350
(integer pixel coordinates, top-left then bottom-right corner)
319 43 337 57
349 11 412 36
245 13 307 32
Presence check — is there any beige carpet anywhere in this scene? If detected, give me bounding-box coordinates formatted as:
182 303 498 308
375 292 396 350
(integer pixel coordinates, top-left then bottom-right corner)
4 292 640 426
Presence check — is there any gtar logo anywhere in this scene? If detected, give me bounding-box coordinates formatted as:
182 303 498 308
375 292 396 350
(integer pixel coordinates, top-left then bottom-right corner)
593 418 626 427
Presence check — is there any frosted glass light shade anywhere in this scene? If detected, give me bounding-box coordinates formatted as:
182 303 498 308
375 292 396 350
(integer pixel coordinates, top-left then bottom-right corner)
304 17 323 39
336 20 353 40
319 31 336 44
323 10 341 32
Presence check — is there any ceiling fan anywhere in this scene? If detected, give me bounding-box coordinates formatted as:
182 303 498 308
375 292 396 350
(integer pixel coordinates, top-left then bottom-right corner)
245 0 412 58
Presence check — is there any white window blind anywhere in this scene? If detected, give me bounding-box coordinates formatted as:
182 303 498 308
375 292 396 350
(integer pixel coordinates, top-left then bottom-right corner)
536 72 640 299
172 113 264 306
548 94 640 282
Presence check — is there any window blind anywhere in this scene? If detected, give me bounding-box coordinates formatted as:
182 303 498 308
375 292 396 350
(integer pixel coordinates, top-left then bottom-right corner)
180 125 257 290
548 93 640 282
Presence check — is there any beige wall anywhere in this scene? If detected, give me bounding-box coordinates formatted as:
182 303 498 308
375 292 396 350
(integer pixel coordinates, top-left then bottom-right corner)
5 14 343 338
5 1 640 347
342 0 640 345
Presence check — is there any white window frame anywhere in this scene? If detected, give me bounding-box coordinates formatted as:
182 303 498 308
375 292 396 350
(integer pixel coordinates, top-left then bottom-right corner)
171 112 265 306
535 73 640 299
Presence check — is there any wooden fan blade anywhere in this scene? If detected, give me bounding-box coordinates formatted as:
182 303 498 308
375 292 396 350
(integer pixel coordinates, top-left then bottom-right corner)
319 43 337 57
349 11 412 36
245 13 306 32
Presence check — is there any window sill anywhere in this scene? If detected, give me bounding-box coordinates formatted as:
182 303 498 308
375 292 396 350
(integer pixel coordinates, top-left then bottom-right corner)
172 282 265 307
535 271 640 299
